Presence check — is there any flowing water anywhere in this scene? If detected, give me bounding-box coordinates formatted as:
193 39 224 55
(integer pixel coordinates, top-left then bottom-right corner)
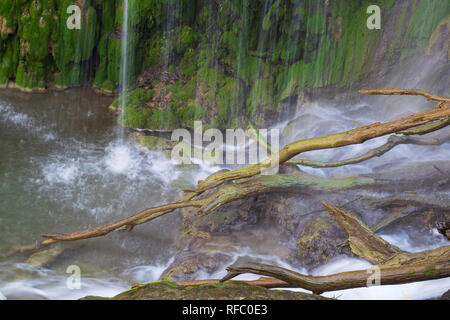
0 88 216 299
0 87 448 300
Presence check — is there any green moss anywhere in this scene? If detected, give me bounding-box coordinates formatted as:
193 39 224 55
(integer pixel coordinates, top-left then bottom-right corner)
148 280 180 289
297 214 332 253
424 266 436 277
167 80 196 102
175 25 198 55
115 81 204 130
399 0 450 60
0 37 18 85
180 49 197 79
247 78 275 116
101 79 115 93
54 0 98 87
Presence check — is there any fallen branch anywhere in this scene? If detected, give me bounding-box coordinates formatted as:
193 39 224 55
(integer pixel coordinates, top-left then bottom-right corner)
247 122 273 155
286 129 450 168
399 117 450 135
358 88 450 102
173 277 290 289
249 115 450 169
321 201 401 264
220 259 450 294
193 99 449 194
42 174 376 242
321 202 450 267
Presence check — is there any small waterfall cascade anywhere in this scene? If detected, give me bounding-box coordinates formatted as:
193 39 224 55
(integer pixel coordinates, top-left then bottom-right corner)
118 0 130 140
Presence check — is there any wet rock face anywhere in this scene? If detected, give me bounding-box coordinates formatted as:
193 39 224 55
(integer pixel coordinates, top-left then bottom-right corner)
25 247 64 268
292 212 351 268
437 222 450 241
161 194 264 281
161 250 233 282
262 193 352 269
105 281 329 300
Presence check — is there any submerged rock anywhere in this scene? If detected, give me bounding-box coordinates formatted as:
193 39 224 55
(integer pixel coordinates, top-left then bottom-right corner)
83 281 329 300
25 247 64 268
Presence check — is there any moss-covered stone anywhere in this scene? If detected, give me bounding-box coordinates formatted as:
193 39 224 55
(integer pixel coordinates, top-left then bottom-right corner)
104 281 330 300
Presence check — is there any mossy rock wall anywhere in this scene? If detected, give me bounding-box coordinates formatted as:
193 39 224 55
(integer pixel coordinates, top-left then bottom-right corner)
1 0 448 126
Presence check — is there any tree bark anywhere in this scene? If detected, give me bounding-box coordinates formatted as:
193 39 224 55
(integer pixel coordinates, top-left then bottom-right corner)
220 258 450 294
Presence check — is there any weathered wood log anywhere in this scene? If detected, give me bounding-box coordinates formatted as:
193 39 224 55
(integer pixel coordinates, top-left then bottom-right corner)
173 277 290 289
321 201 401 264
399 117 450 135
321 202 450 267
220 258 450 294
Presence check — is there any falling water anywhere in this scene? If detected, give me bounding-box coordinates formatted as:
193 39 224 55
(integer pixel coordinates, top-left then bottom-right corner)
118 0 130 140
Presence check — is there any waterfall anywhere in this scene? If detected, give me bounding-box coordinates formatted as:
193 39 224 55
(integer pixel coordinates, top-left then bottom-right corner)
119 0 130 140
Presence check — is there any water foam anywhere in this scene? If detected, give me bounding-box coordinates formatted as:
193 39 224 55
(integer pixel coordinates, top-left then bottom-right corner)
0 103 56 142
123 257 175 284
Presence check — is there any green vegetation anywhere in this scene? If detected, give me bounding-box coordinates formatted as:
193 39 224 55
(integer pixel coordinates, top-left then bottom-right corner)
0 0 448 127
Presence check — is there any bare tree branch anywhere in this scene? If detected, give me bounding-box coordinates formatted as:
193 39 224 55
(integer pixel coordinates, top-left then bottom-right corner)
358 88 450 102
